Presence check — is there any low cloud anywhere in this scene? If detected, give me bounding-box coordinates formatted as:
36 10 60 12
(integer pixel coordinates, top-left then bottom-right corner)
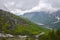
9 0 58 15
0 0 59 15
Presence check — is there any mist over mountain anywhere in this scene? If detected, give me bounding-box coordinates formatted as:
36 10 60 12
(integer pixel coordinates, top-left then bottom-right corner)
22 10 60 29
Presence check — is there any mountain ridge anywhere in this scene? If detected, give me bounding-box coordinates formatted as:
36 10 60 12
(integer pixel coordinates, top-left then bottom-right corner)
0 10 47 35
22 10 60 29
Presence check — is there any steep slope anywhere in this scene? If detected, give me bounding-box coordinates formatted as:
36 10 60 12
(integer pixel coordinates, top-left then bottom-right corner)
52 10 60 18
0 10 47 35
51 22 60 29
22 10 60 29
22 11 57 28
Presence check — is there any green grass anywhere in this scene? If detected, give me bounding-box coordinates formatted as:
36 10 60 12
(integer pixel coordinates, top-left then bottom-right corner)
0 10 48 35
0 10 60 40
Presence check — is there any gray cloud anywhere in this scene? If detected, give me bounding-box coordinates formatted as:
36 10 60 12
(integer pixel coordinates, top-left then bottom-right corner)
0 0 39 10
0 0 60 13
43 0 60 9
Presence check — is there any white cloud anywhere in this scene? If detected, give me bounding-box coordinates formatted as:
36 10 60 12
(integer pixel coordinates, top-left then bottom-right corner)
0 0 60 10
16 0 57 15
9 0 58 15
30 1 57 12
1 0 58 15
4 1 15 11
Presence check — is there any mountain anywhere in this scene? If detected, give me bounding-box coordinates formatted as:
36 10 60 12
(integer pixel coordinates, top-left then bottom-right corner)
52 10 60 18
0 10 47 35
53 22 60 29
22 10 60 29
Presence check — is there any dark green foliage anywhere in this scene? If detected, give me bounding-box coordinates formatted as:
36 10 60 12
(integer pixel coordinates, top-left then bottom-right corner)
1 10 60 40
39 30 60 40
0 10 47 35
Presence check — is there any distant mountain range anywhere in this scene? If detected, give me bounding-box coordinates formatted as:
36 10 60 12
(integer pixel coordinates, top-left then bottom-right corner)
22 10 60 29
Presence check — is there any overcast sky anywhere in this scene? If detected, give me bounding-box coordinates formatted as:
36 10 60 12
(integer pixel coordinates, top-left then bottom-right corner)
0 0 60 15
